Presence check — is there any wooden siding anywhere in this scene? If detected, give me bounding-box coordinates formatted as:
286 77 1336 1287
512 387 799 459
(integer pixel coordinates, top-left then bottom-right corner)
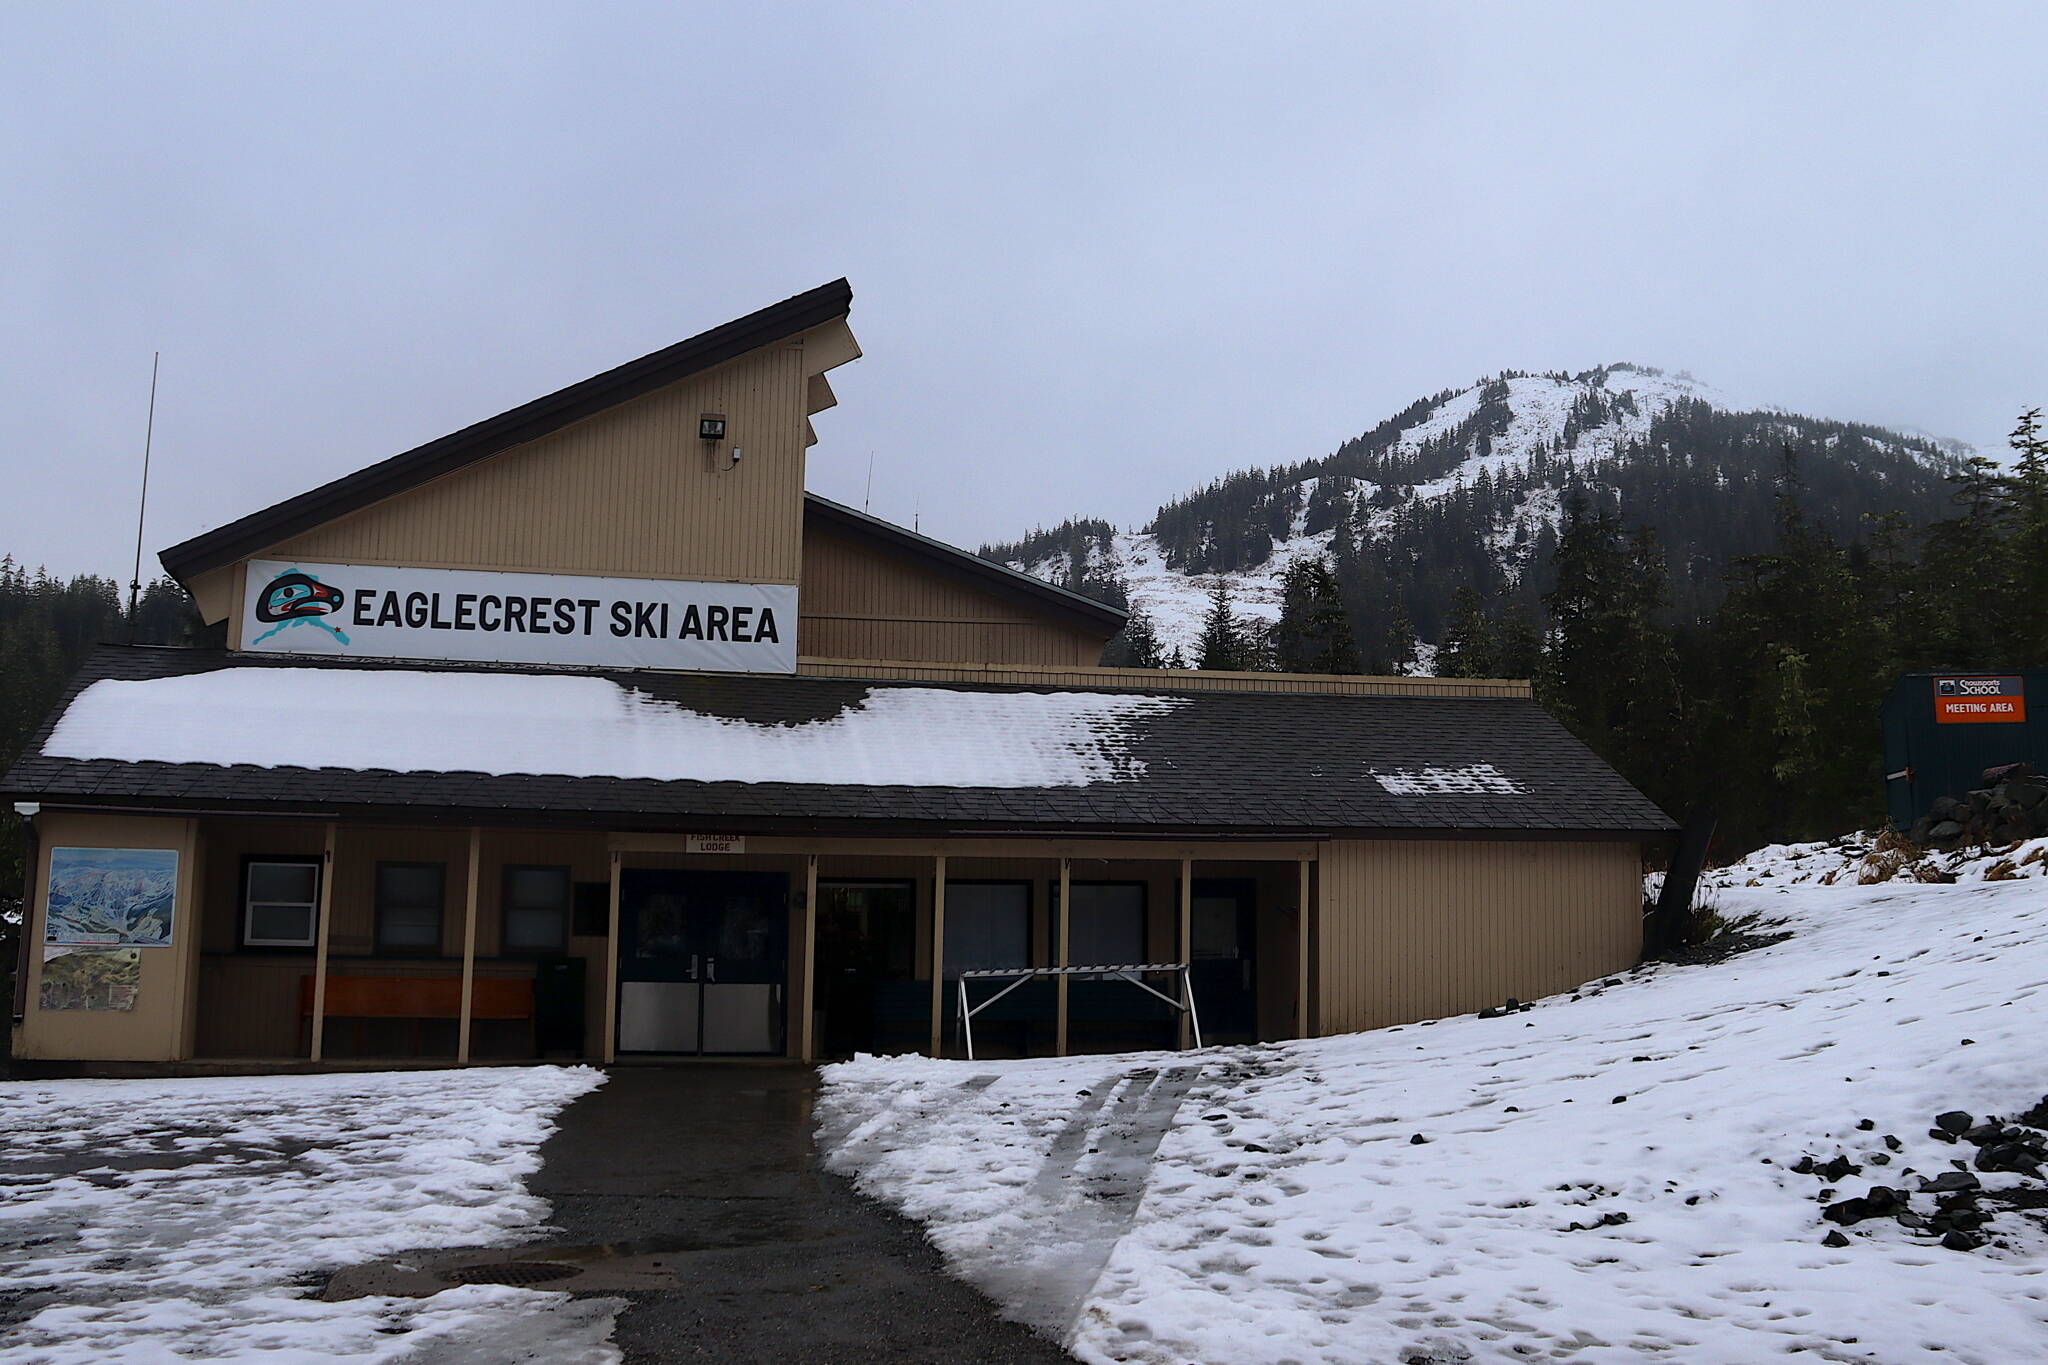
798 527 1106 666
13 813 205 1062
798 658 1535 698
1314 838 1643 1034
195 821 614 1057
250 339 825 596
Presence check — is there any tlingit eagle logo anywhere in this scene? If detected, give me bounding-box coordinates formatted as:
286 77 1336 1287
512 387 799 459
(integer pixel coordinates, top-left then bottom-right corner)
252 569 350 645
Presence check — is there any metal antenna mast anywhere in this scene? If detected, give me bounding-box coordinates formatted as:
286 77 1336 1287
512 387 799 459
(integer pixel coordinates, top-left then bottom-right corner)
863 450 875 513
126 352 160 642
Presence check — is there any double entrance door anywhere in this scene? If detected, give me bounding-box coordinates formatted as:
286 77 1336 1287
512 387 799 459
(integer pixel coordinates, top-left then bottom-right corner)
617 869 789 1055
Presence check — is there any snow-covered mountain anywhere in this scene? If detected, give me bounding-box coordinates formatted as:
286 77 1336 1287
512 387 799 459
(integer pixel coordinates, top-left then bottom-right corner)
985 364 1969 658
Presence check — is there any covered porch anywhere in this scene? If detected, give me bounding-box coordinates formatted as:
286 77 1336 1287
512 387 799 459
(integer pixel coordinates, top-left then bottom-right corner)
180 818 1316 1066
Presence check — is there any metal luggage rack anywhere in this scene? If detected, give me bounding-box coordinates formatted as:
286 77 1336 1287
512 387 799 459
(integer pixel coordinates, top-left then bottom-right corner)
954 962 1201 1060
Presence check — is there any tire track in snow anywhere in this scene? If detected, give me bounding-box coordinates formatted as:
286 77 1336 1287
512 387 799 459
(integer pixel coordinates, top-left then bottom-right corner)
977 1065 1202 1340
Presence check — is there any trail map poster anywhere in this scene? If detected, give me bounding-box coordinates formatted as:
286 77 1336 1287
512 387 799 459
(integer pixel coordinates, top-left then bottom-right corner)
44 846 178 947
40 946 141 1011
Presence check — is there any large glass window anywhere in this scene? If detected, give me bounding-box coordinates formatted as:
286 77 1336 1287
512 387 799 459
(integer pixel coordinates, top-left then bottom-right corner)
1065 882 1147 970
243 858 320 948
501 864 570 955
375 862 445 954
942 881 1030 978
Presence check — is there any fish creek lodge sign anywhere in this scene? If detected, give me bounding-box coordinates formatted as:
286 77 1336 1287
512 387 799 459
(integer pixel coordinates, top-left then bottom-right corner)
240 559 798 672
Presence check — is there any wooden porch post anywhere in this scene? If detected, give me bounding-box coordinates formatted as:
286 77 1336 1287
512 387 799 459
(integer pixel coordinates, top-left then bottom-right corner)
1177 856 1192 1050
799 853 819 1062
457 827 481 1063
1054 857 1070 1057
928 855 947 1057
602 850 622 1064
308 821 337 1062
1297 857 1312 1040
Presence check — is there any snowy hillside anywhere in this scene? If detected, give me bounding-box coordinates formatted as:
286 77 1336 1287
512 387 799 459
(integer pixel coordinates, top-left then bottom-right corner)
986 364 1967 659
820 858 2048 1364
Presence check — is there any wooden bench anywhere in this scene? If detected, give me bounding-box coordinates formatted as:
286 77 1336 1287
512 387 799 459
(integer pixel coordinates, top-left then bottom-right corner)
299 975 534 1057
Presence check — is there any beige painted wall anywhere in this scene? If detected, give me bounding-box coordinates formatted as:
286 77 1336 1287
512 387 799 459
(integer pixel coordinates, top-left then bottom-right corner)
13 813 205 1062
797 659 1534 698
1314 837 1644 1034
798 528 1107 666
194 324 855 645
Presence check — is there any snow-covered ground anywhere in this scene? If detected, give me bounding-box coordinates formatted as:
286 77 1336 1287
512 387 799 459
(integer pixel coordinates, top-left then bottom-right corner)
819 867 2048 1363
0 1066 611 1363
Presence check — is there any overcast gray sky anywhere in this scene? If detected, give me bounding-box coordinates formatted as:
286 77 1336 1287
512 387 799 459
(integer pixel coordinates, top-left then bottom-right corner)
4 2 2044 580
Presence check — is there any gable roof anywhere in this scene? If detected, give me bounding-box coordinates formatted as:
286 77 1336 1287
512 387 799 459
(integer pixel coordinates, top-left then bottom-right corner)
803 494 1126 634
159 279 855 581
4 646 1673 839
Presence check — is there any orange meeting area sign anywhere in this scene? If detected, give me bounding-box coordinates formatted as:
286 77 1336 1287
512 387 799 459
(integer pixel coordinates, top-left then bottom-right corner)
1933 676 2027 725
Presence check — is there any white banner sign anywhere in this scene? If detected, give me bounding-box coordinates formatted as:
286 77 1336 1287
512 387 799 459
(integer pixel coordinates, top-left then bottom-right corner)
240 559 798 672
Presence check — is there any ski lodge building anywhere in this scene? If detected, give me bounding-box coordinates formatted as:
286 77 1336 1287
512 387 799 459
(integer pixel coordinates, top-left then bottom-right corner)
5 281 1671 1069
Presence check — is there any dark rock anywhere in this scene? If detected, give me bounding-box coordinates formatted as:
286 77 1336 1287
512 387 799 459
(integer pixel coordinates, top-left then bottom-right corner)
1941 1229 1986 1252
1818 1156 1861 1182
2020 1096 2048 1128
1884 1135 1903 1151
1963 1123 2006 1144
1930 1128 1958 1143
1975 1143 2042 1174
1869 1153 1891 1165
1823 1198 1873 1226
1927 820 1965 841
1856 1119 1875 1131
1862 1185 1901 1215
1920 1171 1981 1194
1611 1096 1627 1104
1822 1229 1851 1248
1896 1210 1928 1229
1505 998 1519 1009
1478 1007 1503 1019
1409 1134 1428 1145
2006 777 2048 808
1936 1111 1975 1136
1791 1155 1816 1175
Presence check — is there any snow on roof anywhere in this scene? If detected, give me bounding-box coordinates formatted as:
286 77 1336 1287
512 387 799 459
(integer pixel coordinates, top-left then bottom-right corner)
43 668 1183 788
1371 762 1526 795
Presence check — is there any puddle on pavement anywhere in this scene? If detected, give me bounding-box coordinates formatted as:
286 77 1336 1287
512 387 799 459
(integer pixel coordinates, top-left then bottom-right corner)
320 1227 845 1300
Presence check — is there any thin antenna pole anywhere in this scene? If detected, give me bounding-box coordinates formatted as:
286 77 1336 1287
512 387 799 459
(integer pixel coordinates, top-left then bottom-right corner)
863 450 875 513
127 352 160 642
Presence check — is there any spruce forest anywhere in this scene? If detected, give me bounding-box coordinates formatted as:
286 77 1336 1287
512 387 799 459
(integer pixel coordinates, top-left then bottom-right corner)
988 387 2048 857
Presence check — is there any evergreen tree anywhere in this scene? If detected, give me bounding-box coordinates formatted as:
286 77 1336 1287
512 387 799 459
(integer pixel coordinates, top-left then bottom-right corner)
1381 603 1418 676
2004 408 2048 661
1101 605 1167 669
1492 600 1543 679
1436 585 1495 677
1271 559 1362 673
1195 581 1247 671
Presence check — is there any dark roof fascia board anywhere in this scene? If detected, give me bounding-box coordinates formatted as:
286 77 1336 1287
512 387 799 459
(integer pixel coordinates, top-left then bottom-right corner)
803 493 1128 634
12 795 1666 843
160 280 854 581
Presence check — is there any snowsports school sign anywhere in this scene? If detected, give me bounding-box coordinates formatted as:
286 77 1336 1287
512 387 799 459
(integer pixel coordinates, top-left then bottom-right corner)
239 559 798 672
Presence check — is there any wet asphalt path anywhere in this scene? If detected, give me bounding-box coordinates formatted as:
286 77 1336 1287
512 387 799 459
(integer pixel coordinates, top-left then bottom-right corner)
529 1066 1074 1364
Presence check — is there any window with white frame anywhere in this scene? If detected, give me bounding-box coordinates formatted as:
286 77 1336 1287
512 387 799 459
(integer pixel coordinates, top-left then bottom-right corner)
243 858 321 948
